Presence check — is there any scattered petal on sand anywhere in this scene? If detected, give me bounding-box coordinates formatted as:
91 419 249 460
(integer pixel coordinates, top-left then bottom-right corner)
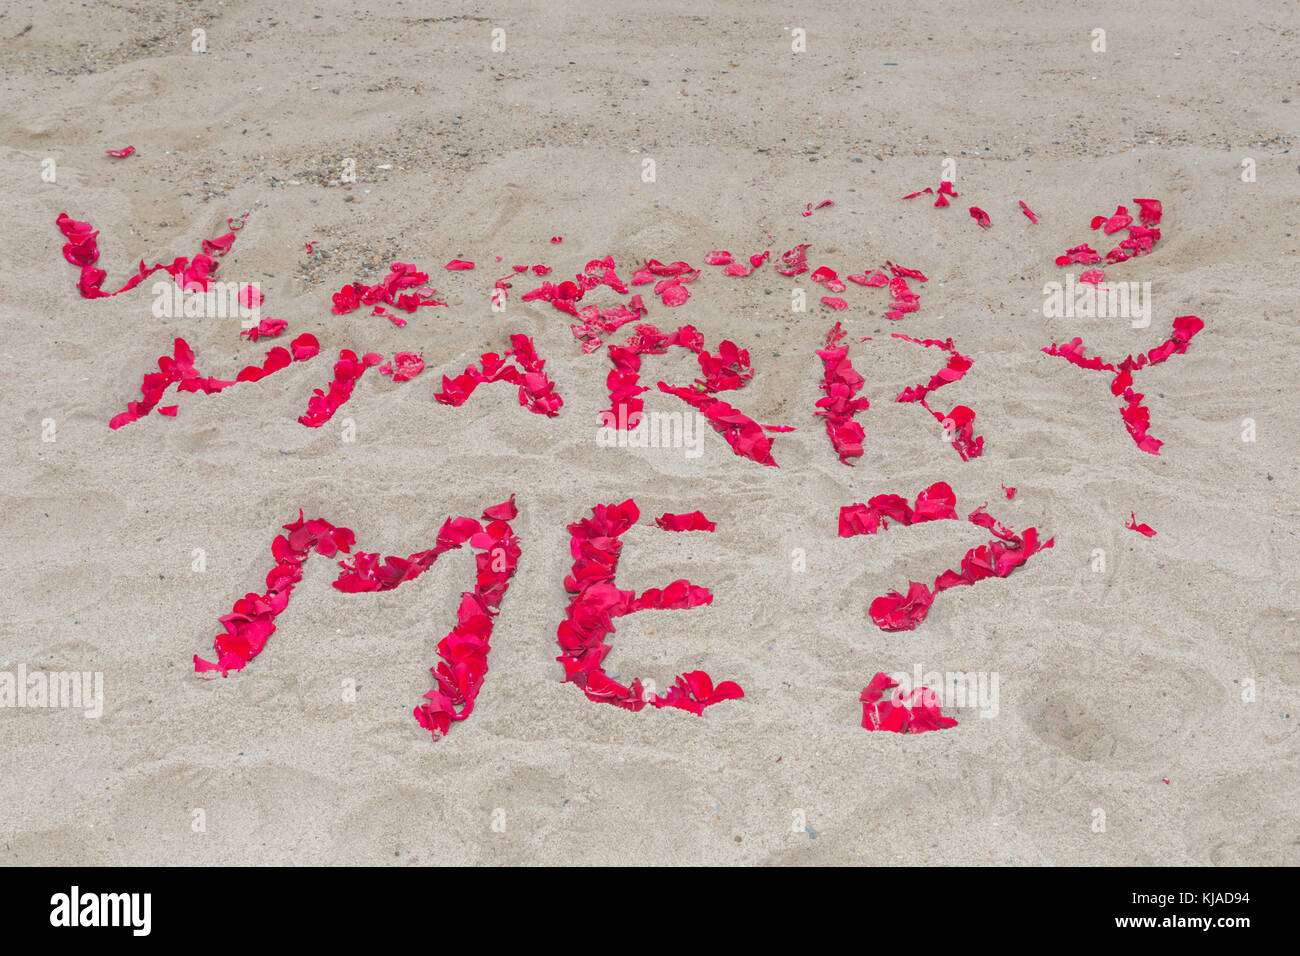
435 334 562 415
654 510 717 532
240 318 288 342
1125 512 1157 537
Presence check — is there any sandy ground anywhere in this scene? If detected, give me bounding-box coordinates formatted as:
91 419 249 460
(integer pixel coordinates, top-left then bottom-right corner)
0 0 1296 866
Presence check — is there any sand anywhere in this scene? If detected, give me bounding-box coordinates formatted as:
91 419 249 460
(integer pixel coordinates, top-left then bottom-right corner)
0 0 1296 866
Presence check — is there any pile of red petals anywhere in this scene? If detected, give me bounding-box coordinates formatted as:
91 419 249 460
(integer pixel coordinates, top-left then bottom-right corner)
194 498 521 740
839 481 1054 631
525 256 658 351
1054 198 1163 284
556 499 742 715
57 212 238 299
774 243 810 276
378 351 425 382
811 266 846 294
840 261 926 320
710 250 769 277
815 322 869 464
569 296 648 353
882 262 925 320
435 334 562 416
631 257 700 308
1042 315 1204 454
860 672 958 733
331 262 446 327
111 333 319 429
105 146 136 158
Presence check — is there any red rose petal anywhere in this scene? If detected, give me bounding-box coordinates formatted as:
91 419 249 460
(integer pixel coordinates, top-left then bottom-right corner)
1125 512 1157 537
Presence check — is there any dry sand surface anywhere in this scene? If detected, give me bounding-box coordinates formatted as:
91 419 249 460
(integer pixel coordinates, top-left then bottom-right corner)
0 0 1297 866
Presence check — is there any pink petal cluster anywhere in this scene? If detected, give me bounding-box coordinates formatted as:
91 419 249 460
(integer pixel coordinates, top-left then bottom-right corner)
1054 198 1164 284
331 262 447 327
298 349 382 427
379 351 425 382
815 322 869 464
860 673 958 733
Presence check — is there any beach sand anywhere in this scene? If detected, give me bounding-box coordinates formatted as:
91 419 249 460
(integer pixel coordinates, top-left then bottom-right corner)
0 0 1296 865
